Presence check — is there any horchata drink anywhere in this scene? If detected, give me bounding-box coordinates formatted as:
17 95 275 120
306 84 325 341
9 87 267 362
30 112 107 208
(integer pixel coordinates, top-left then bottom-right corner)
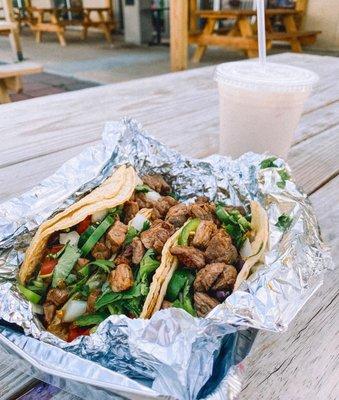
214 61 318 159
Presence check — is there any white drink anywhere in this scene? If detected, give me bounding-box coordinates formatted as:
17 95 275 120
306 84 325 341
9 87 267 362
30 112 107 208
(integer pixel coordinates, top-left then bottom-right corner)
215 61 318 159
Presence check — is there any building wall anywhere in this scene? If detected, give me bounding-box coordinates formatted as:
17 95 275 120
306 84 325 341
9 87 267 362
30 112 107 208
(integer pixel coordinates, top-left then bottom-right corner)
304 0 339 50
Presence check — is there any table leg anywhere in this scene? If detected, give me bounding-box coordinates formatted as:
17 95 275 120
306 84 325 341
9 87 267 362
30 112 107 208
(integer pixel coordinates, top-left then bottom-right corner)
2 0 23 61
51 12 66 47
0 81 11 104
238 16 257 58
192 18 216 63
170 0 188 72
283 14 302 53
98 9 112 43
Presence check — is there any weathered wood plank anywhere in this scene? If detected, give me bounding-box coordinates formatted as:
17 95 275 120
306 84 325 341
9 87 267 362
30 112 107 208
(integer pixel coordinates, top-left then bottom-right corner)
0 54 338 171
0 344 37 399
294 100 339 144
240 176 339 400
288 124 339 194
0 53 338 400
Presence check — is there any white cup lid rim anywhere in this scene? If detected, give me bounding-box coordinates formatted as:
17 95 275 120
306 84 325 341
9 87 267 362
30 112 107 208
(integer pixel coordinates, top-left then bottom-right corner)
214 61 319 92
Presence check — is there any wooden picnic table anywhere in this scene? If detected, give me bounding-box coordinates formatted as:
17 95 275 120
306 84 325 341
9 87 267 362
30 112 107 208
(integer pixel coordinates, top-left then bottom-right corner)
0 53 338 400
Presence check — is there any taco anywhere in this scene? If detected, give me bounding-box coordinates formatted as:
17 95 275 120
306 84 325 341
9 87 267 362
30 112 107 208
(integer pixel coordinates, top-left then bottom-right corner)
143 200 269 318
17 167 193 341
17 165 268 340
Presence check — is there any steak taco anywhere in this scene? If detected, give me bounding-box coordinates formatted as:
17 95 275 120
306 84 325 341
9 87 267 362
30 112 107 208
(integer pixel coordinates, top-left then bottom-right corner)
18 165 268 340
17 167 188 340
143 200 269 318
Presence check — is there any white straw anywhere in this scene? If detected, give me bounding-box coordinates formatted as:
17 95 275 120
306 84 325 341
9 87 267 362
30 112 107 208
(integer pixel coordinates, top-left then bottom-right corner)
256 0 267 67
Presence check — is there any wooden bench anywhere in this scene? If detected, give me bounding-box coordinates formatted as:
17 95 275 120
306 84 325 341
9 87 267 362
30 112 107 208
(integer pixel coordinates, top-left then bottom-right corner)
0 62 43 103
189 6 321 62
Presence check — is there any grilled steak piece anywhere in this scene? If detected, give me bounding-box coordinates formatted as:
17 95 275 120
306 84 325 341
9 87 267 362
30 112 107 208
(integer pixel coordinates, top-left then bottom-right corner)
190 202 216 221
123 201 139 223
110 263 134 292
87 289 101 313
195 196 210 204
91 241 111 260
141 221 174 254
170 246 206 269
142 174 171 195
131 237 145 265
165 203 189 228
115 244 133 266
106 220 128 253
76 258 90 270
46 288 69 307
192 220 217 249
212 265 237 290
152 196 178 219
135 192 152 209
194 292 220 317
161 300 172 309
194 263 237 292
43 303 56 325
205 229 238 264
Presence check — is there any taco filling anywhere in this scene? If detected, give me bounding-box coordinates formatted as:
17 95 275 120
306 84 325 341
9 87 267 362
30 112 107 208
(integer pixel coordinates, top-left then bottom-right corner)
18 167 268 340
160 200 267 317
18 174 188 341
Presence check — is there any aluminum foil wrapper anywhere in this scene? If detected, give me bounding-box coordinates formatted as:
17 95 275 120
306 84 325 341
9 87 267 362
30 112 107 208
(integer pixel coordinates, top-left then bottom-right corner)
0 118 333 400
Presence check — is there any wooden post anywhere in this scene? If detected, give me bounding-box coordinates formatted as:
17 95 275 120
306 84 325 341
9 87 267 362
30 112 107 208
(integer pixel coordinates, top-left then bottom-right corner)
295 0 308 13
170 0 188 72
189 0 197 32
2 0 23 61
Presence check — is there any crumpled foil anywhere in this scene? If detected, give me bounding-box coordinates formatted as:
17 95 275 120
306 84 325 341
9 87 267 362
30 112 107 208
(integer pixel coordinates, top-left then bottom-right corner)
0 118 333 400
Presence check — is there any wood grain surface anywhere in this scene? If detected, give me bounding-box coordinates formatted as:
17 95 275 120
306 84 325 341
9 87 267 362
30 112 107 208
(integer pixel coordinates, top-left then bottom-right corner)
0 53 338 400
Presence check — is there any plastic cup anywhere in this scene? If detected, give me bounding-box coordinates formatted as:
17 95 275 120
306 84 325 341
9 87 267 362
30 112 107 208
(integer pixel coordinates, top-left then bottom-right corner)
214 61 319 159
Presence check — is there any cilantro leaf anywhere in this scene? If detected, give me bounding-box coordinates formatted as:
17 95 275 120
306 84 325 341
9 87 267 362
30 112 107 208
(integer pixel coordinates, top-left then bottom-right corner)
135 184 150 193
275 213 293 231
260 157 278 169
124 226 139 246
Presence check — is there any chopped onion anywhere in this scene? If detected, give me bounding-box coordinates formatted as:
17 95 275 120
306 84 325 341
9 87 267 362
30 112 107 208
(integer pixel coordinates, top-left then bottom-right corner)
59 231 80 247
63 300 87 323
145 190 161 202
135 176 143 186
91 209 107 223
240 238 252 259
130 213 149 231
31 303 44 315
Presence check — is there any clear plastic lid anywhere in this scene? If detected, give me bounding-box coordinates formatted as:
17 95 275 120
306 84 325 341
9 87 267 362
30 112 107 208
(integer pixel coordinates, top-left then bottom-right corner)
214 61 319 92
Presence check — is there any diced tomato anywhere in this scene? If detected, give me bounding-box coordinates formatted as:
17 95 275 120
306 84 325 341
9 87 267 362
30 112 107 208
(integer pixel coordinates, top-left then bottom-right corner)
49 245 64 254
76 215 92 234
67 327 90 342
40 258 58 275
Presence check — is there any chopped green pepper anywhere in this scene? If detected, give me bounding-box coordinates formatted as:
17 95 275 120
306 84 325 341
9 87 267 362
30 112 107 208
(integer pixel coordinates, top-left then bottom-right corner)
166 269 190 302
81 213 115 257
18 284 42 304
178 218 200 246
52 244 81 288
78 225 96 248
